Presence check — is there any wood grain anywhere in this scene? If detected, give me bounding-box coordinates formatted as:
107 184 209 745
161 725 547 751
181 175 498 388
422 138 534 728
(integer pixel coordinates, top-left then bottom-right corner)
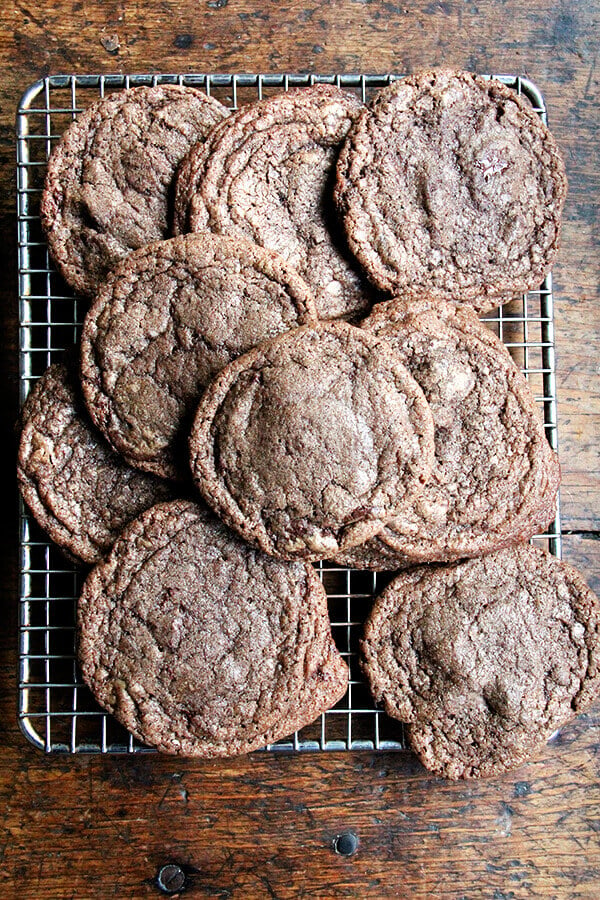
1 1 599 897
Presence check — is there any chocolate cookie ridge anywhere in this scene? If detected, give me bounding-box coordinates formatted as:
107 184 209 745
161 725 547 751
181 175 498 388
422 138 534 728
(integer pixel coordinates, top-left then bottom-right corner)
18 362 173 564
335 70 567 311
176 84 376 320
80 233 318 480
78 500 348 756
190 321 435 561
41 85 228 297
334 298 560 570
361 544 600 779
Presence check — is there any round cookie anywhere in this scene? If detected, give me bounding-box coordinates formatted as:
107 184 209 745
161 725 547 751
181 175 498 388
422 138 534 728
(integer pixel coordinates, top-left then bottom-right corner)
78 500 348 756
41 84 228 297
189 321 435 561
334 298 560 570
18 362 173 564
81 233 318 480
335 70 567 311
175 85 375 320
361 545 600 779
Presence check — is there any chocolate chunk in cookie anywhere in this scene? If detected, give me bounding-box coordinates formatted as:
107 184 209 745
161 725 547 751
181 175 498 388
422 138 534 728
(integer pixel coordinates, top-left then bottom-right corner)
361 544 600 778
81 233 318 480
78 500 348 756
335 71 567 311
176 85 375 320
189 321 435 560
18 362 173 564
41 85 228 297
334 298 559 569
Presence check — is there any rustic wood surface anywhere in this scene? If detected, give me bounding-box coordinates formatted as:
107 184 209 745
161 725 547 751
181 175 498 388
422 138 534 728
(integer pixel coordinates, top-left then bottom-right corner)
1 1 599 897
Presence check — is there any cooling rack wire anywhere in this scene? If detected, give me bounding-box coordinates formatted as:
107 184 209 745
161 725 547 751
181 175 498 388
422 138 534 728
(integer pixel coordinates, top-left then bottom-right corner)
17 73 561 753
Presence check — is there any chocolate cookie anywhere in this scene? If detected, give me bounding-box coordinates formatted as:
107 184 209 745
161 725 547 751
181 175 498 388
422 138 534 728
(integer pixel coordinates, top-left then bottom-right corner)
189 321 435 561
18 362 173 564
175 85 375 320
334 298 560 569
335 71 567 311
41 85 228 297
81 233 318 480
361 545 600 779
78 500 348 756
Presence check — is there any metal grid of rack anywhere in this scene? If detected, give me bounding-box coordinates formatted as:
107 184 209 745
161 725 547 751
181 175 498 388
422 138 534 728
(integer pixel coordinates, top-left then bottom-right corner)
17 73 561 754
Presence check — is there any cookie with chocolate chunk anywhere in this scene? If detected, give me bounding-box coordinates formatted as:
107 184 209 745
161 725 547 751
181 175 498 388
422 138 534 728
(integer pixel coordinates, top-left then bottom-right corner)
189 321 435 561
361 544 600 778
41 84 228 297
81 233 318 480
78 500 348 756
334 298 560 569
335 70 567 310
176 85 375 320
18 362 173 564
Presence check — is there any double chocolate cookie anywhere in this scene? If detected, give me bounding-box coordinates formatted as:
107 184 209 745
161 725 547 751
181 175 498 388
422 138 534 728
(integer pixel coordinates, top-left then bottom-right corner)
361 544 600 778
81 234 318 480
18 362 173 564
78 500 348 756
190 321 435 560
41 85 228 297
175 85 374 320
335 71 567 310
336 298 560 570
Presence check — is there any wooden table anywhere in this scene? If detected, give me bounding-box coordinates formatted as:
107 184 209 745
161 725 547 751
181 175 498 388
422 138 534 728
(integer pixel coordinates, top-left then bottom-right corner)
1 2 599 896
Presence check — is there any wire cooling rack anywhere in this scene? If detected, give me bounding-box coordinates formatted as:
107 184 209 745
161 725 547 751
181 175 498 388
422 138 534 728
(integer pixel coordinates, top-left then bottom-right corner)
16 73 562 754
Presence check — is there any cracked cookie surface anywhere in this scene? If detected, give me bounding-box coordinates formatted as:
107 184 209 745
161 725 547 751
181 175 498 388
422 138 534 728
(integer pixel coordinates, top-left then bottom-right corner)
18 362 173 564
334 298 560 569
175 85 375 320
190 321 435 560
78 500 348 756
81 233 317 480
41 85 228 297
361 544 600 779
335 70 567 310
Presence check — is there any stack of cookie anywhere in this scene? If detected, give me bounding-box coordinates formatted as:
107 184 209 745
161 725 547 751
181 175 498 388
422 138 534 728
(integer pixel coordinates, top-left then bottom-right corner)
18 72 600 777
